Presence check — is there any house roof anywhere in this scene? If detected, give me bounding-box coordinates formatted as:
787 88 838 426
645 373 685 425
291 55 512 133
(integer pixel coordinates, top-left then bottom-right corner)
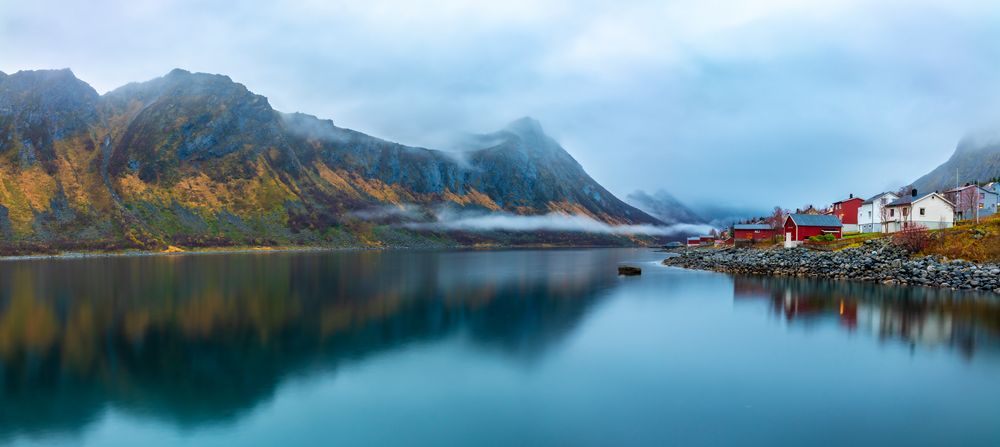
786 214 842 227
832 196 863 205
862 191 898 204
686 236 701 241
887 192 954 207
733 224 772 230
943 185 998 196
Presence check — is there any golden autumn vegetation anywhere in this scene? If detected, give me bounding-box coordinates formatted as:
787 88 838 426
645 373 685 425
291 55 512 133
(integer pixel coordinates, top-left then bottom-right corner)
921 215 1000 262
0 69 662 254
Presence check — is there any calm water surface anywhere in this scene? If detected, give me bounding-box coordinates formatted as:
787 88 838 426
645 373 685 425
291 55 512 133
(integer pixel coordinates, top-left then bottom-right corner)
1 248 999 446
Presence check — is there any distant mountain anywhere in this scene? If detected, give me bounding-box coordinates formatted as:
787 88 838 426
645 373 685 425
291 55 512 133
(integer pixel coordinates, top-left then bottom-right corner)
0 68 660 252
626 190 705 225
912 131 1000 194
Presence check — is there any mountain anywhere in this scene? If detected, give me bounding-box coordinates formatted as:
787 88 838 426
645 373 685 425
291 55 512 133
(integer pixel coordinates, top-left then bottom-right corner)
626 190 705 225
912 131 1000 194
0 68 660 252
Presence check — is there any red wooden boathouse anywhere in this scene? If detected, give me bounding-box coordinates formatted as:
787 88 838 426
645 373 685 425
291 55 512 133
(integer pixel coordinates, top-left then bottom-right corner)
783 214 843 242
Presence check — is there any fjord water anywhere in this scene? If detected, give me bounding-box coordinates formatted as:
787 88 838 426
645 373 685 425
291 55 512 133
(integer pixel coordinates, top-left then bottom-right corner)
1 249 999 446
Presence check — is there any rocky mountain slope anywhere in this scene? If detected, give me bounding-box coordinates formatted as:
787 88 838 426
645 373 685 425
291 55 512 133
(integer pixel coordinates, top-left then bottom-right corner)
912 132 1000 193
0 68 661 252
626 190 705 225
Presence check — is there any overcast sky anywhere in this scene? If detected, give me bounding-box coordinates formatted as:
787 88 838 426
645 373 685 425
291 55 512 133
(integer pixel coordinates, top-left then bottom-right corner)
3 0 1000 211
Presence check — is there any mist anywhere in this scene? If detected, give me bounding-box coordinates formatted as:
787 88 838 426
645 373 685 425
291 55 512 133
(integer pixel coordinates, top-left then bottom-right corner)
4 0 1000 211
404 208 714 236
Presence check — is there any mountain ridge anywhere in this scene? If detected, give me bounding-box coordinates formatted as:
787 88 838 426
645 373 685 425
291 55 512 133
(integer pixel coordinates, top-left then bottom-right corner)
0 68 665 252
911 131 1000 193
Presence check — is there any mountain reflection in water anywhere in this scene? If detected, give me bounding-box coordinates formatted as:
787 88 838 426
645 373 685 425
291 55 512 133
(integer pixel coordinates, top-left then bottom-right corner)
2 250 1000 446
733 276 1000 358
0 250 621 438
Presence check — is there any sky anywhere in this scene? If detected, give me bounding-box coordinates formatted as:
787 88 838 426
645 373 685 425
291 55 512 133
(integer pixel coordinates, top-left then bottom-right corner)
3 0 1000 213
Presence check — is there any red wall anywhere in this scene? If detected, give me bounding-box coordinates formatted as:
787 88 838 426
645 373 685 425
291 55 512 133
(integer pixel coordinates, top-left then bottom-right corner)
833 198 863 225
784 220 842 241
734 229 777 240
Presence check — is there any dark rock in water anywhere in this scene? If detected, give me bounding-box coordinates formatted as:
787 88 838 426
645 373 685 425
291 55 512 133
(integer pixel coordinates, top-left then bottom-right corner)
618 266 642 276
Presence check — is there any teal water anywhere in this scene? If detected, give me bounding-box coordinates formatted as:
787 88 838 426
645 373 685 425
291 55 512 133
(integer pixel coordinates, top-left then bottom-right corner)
0 248 998 446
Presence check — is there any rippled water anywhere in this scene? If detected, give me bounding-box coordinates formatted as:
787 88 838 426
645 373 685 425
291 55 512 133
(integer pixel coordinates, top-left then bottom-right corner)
1 248 998 446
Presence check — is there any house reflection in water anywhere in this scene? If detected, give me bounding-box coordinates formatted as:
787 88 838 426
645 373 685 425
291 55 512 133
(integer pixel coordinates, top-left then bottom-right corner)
732 276 1000 358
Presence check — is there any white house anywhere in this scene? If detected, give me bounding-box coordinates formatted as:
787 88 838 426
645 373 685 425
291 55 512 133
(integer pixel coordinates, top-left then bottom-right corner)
883 190 955 233
857 191 899 233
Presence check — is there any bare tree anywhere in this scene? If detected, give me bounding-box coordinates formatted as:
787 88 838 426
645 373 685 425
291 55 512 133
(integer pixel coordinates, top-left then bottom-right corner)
768 206 784 231
951 186 980 223
879 204 894 233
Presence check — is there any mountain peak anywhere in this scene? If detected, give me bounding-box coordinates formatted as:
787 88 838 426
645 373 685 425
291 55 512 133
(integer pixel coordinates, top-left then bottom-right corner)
505 116 545 138
4 68 90 89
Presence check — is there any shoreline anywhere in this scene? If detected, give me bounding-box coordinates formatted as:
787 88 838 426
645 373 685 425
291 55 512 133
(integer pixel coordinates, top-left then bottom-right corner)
662 241 1000 295
0 243 647 263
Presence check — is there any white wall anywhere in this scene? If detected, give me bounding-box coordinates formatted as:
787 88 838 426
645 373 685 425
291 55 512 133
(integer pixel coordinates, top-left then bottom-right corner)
858 193 898 233
883 194 954 233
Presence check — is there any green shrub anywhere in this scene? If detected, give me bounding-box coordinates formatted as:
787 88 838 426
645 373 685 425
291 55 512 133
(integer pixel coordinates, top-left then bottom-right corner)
808 234 836 242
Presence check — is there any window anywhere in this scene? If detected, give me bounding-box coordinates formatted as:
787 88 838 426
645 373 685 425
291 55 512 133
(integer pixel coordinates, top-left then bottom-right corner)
868 211 872 218
880 198 887 205
903 208 908 217
981 193 985 199
919 208 925 216
980 203 985 209
890 209 895 217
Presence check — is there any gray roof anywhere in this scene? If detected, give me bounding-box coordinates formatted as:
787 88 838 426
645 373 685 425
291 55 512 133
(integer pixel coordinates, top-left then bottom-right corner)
886 192 950 207
862 191 897 204
786 213 842 227
733 224 773 230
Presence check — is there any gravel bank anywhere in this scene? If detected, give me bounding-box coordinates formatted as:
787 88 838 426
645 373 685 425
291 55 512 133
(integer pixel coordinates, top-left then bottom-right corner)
663 240 1000 294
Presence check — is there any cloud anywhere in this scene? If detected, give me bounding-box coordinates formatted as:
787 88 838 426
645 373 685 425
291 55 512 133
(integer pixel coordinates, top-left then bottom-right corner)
349 204 426 221
3 0 1000 212
406 209 713 235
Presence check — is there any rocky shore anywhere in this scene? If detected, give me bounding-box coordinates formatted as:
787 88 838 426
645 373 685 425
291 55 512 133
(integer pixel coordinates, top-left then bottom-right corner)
663 240 1000 294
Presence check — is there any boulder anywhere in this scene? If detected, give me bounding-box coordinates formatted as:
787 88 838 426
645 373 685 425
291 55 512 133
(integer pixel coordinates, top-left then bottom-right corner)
618 266 642 276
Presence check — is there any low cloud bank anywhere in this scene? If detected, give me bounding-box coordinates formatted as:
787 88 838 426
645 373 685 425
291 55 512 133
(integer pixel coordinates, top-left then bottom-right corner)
404 209 713 236
350 204 425 221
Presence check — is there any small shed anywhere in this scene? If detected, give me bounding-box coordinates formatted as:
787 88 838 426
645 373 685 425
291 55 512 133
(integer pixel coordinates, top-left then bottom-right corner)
733 224 777 241
783 214 843 242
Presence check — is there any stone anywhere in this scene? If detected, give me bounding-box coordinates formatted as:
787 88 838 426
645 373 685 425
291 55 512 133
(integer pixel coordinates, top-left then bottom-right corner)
618 266 642 276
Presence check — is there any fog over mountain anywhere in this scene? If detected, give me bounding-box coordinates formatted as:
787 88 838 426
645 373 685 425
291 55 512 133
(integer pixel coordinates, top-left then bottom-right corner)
4 0 1000 211
626 190 704 225
911 130 1000 194
0 68 679 251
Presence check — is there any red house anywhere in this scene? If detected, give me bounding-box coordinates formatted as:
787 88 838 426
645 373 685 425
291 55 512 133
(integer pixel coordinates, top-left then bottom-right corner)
783 214 843 242
699 236 715 244
831 194 863 233
686 236 701 246
733 224 777 241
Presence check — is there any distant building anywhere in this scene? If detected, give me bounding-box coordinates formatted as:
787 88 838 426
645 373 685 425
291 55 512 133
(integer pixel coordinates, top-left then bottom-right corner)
733 224 778 241
858 192 899 233
699 236 715 245
831 195 863 233
783 214 843 242
943 184 998 221
883 190 954 232
686 236 701 246
986 182 1000 196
